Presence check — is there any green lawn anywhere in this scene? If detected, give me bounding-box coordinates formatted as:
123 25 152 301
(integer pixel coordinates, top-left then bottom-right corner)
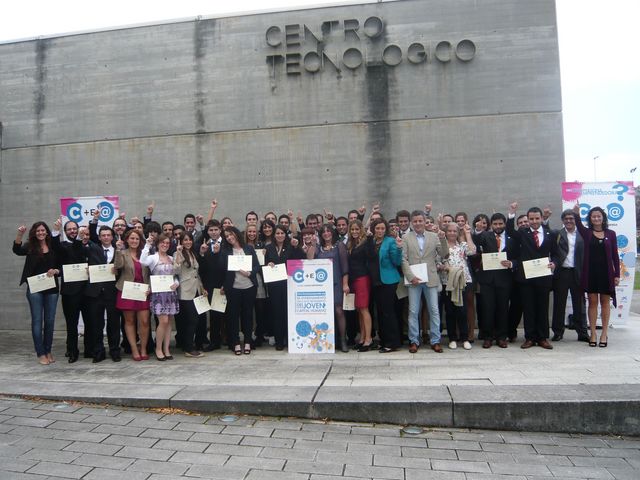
636 273 640 291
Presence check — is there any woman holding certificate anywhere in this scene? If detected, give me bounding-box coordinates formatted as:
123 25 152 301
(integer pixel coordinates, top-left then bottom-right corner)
245 225 269 347
346 220 373 352
13 222 60 365
174 232 205 358
141 234 179 361
315 224 350 352
115 230 150 361
220 227 259 355
265 225 304 351
573 206 620 348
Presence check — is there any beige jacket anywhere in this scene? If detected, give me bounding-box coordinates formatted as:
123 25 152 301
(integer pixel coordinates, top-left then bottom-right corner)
401 231 449 288
114 249 150 291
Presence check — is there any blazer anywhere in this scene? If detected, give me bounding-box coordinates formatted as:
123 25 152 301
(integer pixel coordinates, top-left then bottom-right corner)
401 231 449 288
575 220 620 306
174 252 204 301
221 244 260 292
198 240 226 289
506 217 557 287
369 236 403 285
472 229 515 288
51 234 89 296
551 227 584 283
114 249 150 291
84 241 118 299
12 241 60 291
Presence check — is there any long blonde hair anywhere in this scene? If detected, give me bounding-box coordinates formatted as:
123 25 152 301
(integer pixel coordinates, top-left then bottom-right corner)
346 219 367 253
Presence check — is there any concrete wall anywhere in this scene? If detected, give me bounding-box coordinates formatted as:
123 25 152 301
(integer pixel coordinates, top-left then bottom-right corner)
0 0 563 328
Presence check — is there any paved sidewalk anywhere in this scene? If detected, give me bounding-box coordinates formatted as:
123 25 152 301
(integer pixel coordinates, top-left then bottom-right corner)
0 396 638 480
1 311 639 435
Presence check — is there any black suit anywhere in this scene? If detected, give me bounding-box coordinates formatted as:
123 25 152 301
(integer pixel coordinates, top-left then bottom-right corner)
84 242 120 358
507 218 557 342
551 227 587 339
52 234 91 358
197 240 226 347
472 230 515 341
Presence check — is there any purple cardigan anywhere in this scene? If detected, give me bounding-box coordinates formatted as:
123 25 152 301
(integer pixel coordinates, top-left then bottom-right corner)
575 219 620 306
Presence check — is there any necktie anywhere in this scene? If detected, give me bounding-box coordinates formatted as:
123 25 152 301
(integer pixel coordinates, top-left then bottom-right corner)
103 249 109 262
533 230 540 248
496 234 501 251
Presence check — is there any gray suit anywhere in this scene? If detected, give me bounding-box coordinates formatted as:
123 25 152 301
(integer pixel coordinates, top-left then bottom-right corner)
551 228 587 339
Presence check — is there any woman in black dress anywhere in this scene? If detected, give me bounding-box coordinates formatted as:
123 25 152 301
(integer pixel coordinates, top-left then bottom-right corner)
573 206 620 347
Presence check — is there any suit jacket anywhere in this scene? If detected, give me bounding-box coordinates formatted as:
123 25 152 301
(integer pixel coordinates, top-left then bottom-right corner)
114 249 150 292
401 231 449 288
84 242 118 299
52 234 89 296
551 227 584 283
198 241 226 289
472 229 515 288
506 217 557 287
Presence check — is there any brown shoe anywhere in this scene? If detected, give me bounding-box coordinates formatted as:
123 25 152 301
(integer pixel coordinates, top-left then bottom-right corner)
538 339 553 350
482 339 492 349
431 344 443 353
498 340 508 348
409 343 418 354
521 340 534 349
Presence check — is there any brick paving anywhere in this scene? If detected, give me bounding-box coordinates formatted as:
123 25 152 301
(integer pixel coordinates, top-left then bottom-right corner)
0 396 638 480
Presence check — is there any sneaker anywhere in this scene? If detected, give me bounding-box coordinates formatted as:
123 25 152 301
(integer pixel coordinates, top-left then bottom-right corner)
184 350 204 358
463 341 472 350
448 341 457 350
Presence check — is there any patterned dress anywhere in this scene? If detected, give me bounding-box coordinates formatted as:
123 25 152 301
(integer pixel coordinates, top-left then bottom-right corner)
150 261 179 315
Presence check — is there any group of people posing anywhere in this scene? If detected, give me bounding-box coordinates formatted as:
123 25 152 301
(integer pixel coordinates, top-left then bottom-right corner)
13 199 620 365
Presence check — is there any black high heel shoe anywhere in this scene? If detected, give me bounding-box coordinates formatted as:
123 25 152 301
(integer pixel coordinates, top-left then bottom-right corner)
598 336 608 348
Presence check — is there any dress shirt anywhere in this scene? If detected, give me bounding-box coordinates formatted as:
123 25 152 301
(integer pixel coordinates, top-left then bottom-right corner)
562 229 576 268
102 245 114 263
416 232 425 254
494 230 506 252
531 227 544 246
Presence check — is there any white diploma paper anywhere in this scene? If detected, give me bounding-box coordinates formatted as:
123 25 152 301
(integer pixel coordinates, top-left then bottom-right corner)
193 294 212 315
27 273 56 293
228 255 252 271
150 274 174 293
89 264 116 283
481 252 508 271
404 263 429 285
262 264 288 283
63 263 89 282
343 293 356 311
256 249 266 266
211 288 227 312
121 281 148 301
522 258 552 279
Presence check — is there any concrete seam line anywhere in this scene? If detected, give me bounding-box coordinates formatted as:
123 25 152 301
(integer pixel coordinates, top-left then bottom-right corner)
311 361 333 406
168 385 189 409
446 385 455 427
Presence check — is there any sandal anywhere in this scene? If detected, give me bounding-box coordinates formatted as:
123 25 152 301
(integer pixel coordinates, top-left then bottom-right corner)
243 344 251 355
598 336 608 348
234 345 242 356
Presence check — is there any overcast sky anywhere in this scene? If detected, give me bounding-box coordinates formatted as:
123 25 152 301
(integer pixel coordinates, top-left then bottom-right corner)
1 0 638 185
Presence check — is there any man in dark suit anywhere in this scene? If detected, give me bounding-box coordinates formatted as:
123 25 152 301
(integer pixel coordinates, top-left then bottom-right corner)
84 226 121 362
551 210 589 342
197 220 226 350
473 213 515 348
507 204 557 350
51 220 91 363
